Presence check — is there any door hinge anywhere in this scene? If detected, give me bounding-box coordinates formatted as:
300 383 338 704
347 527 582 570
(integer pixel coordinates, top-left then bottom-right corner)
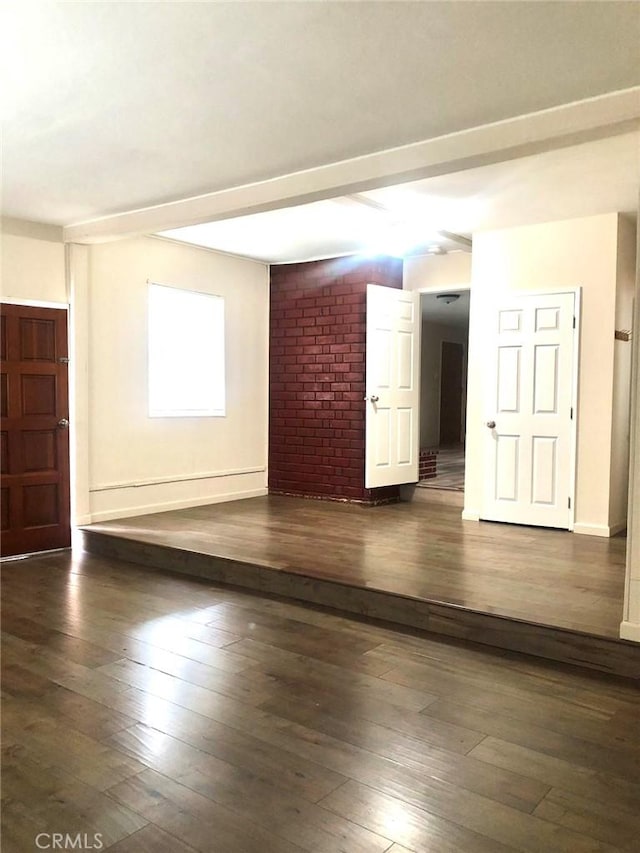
570 407 573 419
58 356 70 364
568 497 571 509
572 316 576 329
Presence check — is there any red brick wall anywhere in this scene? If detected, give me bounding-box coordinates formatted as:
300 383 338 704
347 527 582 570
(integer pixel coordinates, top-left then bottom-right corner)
419 449 438 481
269 255 403 503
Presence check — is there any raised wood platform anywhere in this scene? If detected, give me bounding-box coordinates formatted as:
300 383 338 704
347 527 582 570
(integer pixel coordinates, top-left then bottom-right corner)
81 496 639 679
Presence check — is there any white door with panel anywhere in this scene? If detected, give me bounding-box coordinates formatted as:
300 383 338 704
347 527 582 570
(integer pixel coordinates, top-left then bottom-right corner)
365 285 421 489
481 291 577 529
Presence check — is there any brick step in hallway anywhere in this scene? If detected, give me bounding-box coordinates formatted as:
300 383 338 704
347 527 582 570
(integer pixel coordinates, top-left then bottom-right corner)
417 445 465 492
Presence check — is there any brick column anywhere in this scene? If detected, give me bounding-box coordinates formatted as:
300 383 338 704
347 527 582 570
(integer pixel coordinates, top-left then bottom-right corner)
269 255 402 503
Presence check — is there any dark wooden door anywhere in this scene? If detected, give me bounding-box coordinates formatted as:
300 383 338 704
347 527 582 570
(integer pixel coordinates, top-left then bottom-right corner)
439 341 464 446
1 304 71 556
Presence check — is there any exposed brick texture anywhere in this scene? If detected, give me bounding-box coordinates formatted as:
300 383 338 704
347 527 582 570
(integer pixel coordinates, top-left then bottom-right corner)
419 449 438 481
269 255 403 503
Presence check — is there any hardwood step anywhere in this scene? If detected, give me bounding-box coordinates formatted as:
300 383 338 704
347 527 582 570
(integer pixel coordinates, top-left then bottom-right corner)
401 484 465 507
82 529 639 681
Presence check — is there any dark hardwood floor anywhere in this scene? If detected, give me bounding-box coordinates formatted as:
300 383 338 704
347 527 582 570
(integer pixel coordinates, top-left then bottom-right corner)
2 549 639 852
85 496 626 638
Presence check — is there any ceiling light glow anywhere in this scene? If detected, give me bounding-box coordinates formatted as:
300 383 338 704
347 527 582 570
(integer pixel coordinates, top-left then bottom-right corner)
362 221 441 259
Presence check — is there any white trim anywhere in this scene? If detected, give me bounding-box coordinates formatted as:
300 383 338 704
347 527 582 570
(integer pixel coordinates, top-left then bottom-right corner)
67 244 91 528
89 466 266 493
0 296 69 309
619 621 640 642
568 287 581 532
461 508 480 521
149 234 269 266
146 277 224 299
573 522 619 537
86 487 268 523
263 268 271 480
622 194 640 629
1 217 63 242
63 88 640 244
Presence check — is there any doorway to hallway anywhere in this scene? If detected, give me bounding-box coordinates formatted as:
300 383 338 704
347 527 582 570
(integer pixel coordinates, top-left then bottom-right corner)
416 290 469 498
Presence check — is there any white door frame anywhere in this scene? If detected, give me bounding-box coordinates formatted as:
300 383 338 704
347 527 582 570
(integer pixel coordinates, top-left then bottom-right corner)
416 284 472 296
620 207 640 642
568 287 582 532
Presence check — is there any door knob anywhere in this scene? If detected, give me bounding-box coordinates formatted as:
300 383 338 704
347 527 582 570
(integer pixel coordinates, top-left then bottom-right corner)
57 418 70 429
486 420 496 429
364 395 380 403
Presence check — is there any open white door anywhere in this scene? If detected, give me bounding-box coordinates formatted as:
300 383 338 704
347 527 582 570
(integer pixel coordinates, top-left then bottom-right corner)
481 291 577 529
365 284 420 489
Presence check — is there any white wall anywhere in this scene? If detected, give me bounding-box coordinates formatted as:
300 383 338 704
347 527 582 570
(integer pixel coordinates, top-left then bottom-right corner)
466 213 624 535
404 252 472 292
79 236 269 522
420 318 468 448
621 210 640 643
623 397 640 640
610 215 636 531
1 218 67 304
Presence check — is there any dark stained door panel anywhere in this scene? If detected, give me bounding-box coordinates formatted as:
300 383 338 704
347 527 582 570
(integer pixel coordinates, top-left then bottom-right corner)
439 340 464 446
1 304 71 556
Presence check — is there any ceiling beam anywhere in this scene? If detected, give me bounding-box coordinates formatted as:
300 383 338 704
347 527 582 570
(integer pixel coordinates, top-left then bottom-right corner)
63 87 640 244
437 230 473 250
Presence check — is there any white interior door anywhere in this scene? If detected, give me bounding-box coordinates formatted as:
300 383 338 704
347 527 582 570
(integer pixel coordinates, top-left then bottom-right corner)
481 291 577 529
365 285 420 489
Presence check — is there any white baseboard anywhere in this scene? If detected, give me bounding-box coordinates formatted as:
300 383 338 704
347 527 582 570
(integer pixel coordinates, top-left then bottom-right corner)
461 508 480 521
573 522 626 537
74 514 93 526
620 621 640 642
86 487 268 524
